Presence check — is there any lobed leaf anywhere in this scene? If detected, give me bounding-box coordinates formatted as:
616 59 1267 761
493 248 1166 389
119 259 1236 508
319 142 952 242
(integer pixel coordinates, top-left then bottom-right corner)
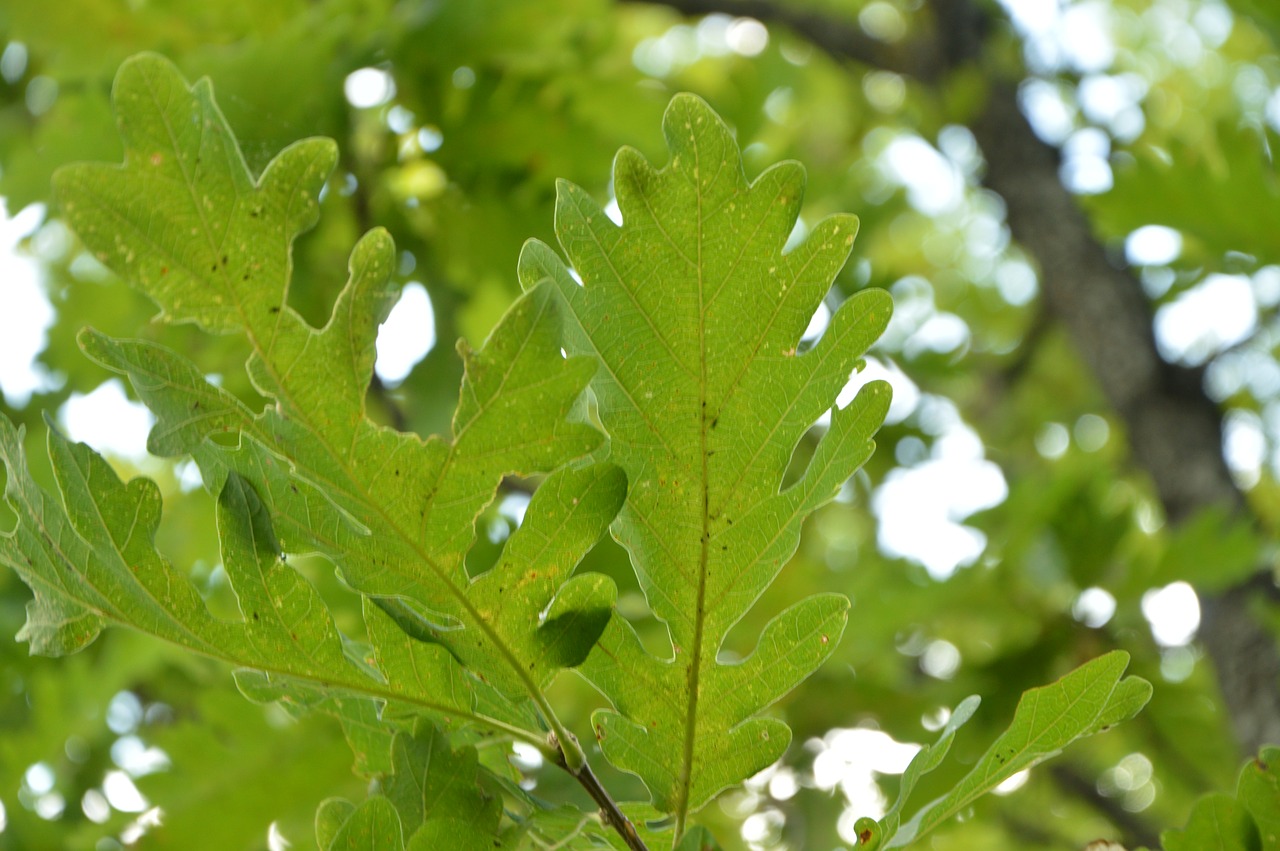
326 796 405 851
881 651 1152 848
0 417 500 733
519 93 893 831
1160 746 1280 851
51 53 625 739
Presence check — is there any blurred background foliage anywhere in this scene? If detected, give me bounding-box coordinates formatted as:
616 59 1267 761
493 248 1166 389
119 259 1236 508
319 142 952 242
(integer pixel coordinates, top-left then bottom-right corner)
0 0 1278 849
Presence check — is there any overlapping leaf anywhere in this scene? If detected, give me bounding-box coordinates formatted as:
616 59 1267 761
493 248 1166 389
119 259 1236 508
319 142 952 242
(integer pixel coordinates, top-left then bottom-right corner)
48 54 625 728
0 418 475 733
518 94 893 830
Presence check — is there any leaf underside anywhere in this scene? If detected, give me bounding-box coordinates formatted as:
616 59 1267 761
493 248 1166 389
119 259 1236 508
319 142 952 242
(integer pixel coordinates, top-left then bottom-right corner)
520 93 893 828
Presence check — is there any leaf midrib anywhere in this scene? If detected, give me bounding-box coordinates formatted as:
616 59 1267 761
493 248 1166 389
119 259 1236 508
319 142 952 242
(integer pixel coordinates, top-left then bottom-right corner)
677 116 711 838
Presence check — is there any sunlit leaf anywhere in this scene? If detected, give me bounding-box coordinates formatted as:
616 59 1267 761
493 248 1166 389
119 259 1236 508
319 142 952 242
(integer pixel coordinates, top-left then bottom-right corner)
883 651 1152 847
519 93 892 834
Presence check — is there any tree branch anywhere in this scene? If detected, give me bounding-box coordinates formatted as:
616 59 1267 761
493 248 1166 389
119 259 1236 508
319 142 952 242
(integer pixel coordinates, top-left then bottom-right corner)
627 0 1280 755
549 737 650 851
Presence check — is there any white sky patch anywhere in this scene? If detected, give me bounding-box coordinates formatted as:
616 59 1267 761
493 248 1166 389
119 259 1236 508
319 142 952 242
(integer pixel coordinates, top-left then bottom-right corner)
769 768 799 801
417 126 443 152
904 312 969 357
880 135 964 215
860 1 908 42
1142 581 1201 647
801 300 831 344
833 356 920 425
107 691 144 735
111 735 170 777
60 379 155 460
873 422 1007 578
375 282 436 386
994 768 1031 796
103 770 148 813
1018 79 1077 145
1154 273 1257 365
999 0 1059 37
604 196 623 226
996 257 1038 305
1223 410 1265 487
24 762 55 794
815 727 921 835
1061 127 1112 194
1126 225 1182 266
81 789 111 824
498 492 531 527
726 18 768 56
268 821 292 851
1036 421 1070 459
921 639 961 679
0 201 56 406
1073 586 1117 628
1078 72 1147 140
1060 2 1115 72
344 68 395 109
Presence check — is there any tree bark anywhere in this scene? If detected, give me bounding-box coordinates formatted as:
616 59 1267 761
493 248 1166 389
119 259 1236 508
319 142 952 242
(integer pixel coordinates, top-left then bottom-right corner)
630 0 1280 755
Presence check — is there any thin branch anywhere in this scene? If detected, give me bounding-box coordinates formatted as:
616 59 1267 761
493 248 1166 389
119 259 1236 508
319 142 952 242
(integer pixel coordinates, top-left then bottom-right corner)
549 736 650 851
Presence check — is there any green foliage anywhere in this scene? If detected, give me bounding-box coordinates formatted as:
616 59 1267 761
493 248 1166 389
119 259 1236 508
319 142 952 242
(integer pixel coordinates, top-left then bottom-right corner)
856 651 1151 849
0 41 1178 851
520 92 892 830
1159 747 1280 851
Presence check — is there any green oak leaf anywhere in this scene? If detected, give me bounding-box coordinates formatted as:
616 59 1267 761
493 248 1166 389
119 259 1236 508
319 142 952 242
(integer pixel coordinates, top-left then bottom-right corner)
852 695 981 849
1162 794 1259 851
1159 746 1280 851
382 723 501 839
326 796 405 851
0 418 485 730
882 651 1152 848
518 93 893 832
1238 747 1280 851
50 53 625 746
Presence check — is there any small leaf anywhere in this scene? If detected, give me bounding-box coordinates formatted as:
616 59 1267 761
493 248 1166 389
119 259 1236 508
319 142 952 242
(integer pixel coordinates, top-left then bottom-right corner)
1161 794 1260 851
884 651 1151 847
327 797 404 851
871 695 981 847
382 724 500 837
1238 747 1280 851
317 798 359 850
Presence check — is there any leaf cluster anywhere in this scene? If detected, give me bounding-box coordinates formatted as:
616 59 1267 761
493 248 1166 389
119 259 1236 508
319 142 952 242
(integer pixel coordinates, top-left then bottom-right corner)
0 53 1156 850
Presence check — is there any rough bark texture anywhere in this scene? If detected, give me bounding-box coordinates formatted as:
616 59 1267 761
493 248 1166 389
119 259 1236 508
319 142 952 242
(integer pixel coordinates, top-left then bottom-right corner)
633 0 1280 755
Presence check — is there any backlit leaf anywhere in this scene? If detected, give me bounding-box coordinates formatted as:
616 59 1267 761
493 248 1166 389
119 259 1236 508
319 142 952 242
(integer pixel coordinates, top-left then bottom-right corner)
519 93 893 833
